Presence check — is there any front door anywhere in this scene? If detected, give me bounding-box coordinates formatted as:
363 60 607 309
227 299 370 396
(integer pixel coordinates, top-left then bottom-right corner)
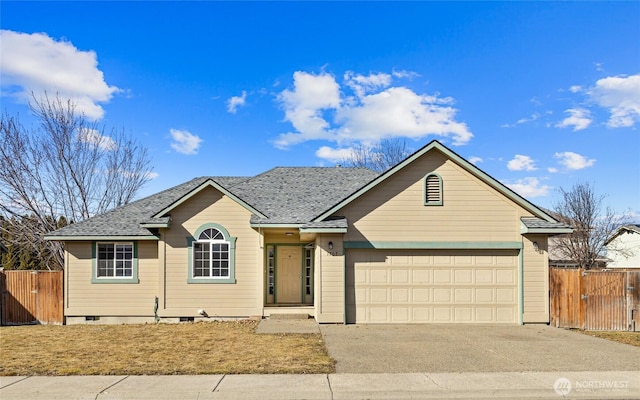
277 246 302 303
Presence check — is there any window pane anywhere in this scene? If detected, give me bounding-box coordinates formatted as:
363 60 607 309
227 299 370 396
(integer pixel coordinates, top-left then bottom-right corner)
194 242 211 277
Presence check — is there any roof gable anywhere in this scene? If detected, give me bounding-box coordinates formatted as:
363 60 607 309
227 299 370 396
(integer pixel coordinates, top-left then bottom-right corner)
313 140 558 223
605 224 640 245
152 178 267 219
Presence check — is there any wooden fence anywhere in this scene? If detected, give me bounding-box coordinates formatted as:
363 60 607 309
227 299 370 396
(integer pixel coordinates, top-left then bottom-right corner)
550 267 640 331
0 270 64 325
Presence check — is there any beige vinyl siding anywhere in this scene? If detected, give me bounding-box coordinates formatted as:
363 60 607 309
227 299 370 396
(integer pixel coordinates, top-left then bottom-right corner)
162 186 262 317
65 241 159 316
340 150 527 243
315 235 344 323
522 234 550 323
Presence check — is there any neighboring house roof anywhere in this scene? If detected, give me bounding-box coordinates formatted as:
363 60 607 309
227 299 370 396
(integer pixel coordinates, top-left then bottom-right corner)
45 167 378 240
605 224 640 245
44 140 569 240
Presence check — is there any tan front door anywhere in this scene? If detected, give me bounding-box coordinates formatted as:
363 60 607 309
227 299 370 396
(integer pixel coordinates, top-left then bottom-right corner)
277 246 302 303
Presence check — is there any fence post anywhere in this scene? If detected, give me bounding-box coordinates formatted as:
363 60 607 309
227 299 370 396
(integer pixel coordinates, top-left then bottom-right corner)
579 268 586 330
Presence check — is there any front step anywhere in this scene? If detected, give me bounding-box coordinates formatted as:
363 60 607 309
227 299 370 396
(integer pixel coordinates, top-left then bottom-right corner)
268 313 310 320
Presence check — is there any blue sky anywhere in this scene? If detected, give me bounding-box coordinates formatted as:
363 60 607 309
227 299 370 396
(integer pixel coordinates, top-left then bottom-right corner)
1 2 639 217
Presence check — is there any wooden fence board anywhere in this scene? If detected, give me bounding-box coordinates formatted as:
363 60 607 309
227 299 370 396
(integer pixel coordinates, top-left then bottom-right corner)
550 267 640 331
0 270 63 325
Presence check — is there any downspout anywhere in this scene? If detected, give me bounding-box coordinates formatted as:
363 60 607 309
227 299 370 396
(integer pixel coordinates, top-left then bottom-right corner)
519 241 524 325
343 246 347 324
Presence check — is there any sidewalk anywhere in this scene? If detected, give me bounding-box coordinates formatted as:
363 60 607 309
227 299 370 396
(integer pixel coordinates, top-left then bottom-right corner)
2 371 639 399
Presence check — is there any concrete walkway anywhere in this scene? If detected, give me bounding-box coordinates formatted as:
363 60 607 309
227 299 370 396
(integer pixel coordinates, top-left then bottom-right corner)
256 318 320 334
2 371 639 399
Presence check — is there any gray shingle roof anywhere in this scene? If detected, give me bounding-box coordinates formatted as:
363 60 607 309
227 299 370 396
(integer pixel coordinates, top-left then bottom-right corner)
232 167 379 224
521 217 572 231
45 168 378 239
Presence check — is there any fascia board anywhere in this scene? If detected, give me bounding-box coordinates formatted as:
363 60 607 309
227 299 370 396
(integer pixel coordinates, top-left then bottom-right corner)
44 235 159 241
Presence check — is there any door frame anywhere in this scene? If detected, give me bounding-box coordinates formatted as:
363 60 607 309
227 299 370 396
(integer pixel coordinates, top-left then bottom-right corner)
265 243 314 305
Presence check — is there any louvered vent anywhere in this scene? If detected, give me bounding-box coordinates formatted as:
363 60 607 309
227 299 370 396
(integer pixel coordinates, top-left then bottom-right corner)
425 175 441 203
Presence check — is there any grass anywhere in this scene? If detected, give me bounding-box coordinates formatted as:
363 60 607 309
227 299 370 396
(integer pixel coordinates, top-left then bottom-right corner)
574 330 640 347
0 320 335 376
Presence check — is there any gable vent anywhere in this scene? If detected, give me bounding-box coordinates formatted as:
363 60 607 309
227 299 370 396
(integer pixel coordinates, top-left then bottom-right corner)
425 174 442 205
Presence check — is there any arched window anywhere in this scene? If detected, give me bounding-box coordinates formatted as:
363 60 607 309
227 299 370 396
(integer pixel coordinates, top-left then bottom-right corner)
188 224 237 283
424 173 443 206
193 228 229 278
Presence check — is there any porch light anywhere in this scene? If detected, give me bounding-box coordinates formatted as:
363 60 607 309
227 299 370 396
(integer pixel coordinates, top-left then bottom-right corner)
328 241 334 250
533 242 539 252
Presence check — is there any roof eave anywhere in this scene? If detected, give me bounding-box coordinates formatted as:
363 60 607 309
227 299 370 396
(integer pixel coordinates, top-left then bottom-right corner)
249 223 305 229
299 227 348 234
521 227 574 235
44 235 159 241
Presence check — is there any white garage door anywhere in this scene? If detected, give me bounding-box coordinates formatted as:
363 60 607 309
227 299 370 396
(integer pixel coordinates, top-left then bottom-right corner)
346 249 519 323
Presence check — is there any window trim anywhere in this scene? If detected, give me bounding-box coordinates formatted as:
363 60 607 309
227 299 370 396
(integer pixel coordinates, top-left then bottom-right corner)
423 172 443 206
187 223 237 284
91 241 139 284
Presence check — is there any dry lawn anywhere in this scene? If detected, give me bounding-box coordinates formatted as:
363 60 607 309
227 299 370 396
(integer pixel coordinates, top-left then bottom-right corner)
577 330 640 347
0 320 335 376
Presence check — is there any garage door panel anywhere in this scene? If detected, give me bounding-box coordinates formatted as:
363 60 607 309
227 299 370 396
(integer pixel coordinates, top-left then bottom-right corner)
347 249 518 323
454 269 473 283
434 270 451 283
412 270 431 283
412 288 430 302
391 269 409 283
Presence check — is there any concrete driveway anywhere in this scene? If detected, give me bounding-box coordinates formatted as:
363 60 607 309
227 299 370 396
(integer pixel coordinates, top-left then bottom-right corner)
319 324 640 373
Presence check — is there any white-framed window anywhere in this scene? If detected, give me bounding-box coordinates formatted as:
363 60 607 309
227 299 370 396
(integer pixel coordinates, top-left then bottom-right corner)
97 243 133 277
187 223 237 284
92 242 139 284
193 228 230 279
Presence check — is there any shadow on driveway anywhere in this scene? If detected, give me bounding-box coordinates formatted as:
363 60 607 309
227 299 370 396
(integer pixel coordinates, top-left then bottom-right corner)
319 324 640 373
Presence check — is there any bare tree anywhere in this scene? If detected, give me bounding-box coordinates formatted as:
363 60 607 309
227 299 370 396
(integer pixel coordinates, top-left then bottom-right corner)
342 138 410 173
552 182 631 269
0 94 153 270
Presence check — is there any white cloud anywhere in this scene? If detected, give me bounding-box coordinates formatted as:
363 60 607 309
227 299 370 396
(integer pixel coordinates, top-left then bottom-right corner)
468 156 483 165
547 167 558 173
169 129 203 155
554 151 596 170
555 108 592 131
315 146 354 163
226 91 247 114
273 71 341 149
501 113 540 128
505 177 551 198
507 154 537 171
569 85 582 93
0 30 119 120
77 128 117 150
145 171 159 180
588 74 640 128
344 71 392 98
274 70 473 150
392 69 420 79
